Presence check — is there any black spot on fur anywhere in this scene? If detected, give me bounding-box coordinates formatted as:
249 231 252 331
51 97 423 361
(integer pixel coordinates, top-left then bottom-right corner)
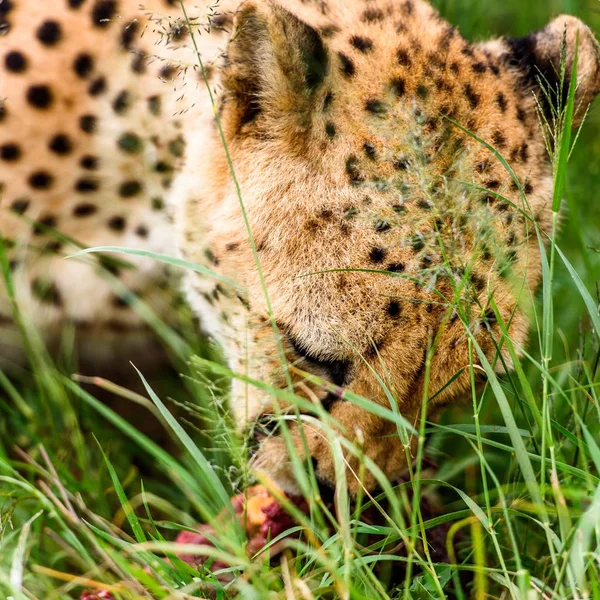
365 99 386 114
471 273 485 292
32 277 62 306
476 160 489 173
28 171 54 190
135 225 148 238
112 294 130 309
80 114 97 133
338 52 355 77
204 248 218 265
154 161 173 173
492 130 506 148
73 203 98 217
113 90 131 114
345 155 362 185
92 0 117 28
44 239 62 252
429 51 447 70
148 95 161 116
369 246 387 263
119 180 142 198
88 76 107 96
391 77 406 97
74 53 94 78
159 65 176 80
397 48 411 66
471 61 486 73
394 157 410 170
387 262 405 273
121 20 139 49
362 8 384 23
325 121 336 138
461 45 475 58
374 220 390 232
420 256 433 269
45 239 62 254
211 12 232 30
49 134 73 155
169 137 185 157
496 92 508 112
0 143 21 161
350 35 373 53
131 53 146 74
117 132 143 153
5 51 27 73
320 24 341 38
75 177 100 193
484 307 497 326
170 22 189 41
0 0 14 15
464 83 480 109
11 199 29 214
411 235 424 252
33 215 56 234
363 142 376 159
36 20 62 45
27 85 53 109
108 216 126 231
387 301 401 318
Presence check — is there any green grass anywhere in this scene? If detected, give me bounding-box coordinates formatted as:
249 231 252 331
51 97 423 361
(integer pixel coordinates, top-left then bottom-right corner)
1 1 600 598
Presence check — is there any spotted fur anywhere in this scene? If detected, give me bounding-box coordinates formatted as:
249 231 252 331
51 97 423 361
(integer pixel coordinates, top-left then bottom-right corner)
1 0 599 492
0 0 235 367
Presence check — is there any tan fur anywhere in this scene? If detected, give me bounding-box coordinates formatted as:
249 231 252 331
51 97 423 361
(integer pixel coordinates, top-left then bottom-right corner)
175 0 600 493
0 0 598 492
0 0 231 368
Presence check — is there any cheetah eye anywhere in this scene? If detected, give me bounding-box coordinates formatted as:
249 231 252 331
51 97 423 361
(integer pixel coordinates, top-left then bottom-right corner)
285 332 352 387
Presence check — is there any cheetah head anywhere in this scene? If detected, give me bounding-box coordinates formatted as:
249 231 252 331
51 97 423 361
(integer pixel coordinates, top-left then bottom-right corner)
178 0 600 494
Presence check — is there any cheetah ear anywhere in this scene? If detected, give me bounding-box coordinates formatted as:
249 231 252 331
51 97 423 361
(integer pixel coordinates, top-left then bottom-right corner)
220 0 329 135
504 15 600 125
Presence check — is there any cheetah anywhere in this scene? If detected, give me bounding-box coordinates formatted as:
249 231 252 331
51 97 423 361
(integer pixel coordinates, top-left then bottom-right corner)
1 0 599 493
0 0 233 370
